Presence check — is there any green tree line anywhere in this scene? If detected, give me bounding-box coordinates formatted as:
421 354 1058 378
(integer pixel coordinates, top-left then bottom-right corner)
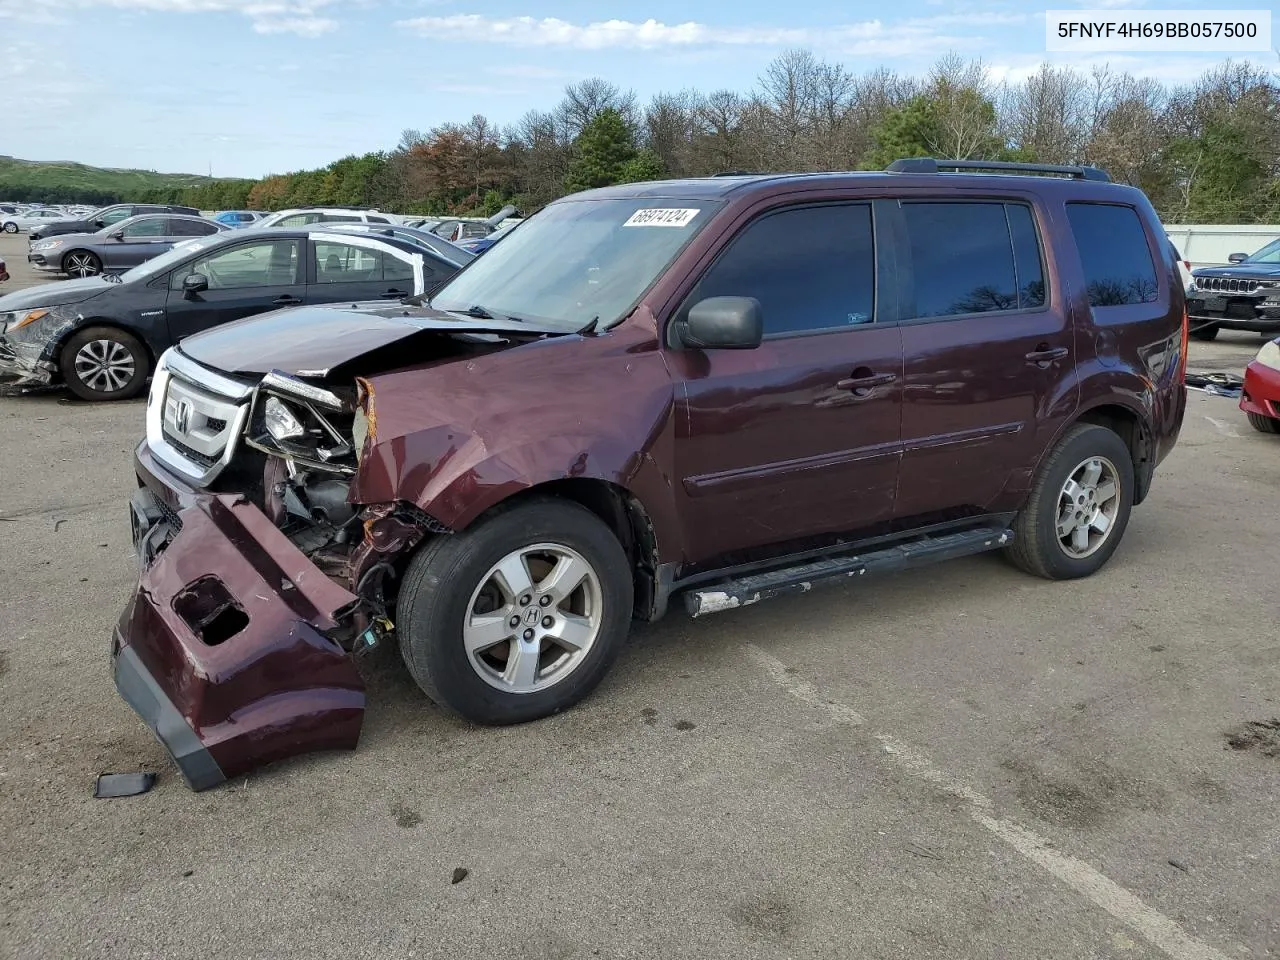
6 54 1279 223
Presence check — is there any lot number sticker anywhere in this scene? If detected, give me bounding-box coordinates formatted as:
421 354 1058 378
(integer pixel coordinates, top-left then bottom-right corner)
623 208 700 227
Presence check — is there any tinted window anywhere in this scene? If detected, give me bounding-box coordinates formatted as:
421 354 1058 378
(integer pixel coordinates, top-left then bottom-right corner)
321 214 361 224
902 202 1018 317
172 219 218 236
100 207 132 226
367 215 390 224
1006 204 1046 308
171 239 300 290
1066 203 1158 306
692 204 874 336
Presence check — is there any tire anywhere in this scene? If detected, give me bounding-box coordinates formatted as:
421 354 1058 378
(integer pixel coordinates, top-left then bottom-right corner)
1006 423 1135 580
1189 324 1219 341
59 326 150 401
396 499 634 724
1247 412 1280 434
2 222 17 233
62 250 102 278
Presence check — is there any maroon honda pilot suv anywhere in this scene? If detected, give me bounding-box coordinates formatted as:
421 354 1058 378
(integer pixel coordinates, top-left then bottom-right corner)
112 159 1188 789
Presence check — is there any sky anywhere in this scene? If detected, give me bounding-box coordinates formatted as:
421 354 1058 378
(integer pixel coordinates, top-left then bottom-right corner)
1 0 1275 178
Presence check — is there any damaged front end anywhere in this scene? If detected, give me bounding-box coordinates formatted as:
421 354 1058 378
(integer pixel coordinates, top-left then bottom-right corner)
114 352 442 790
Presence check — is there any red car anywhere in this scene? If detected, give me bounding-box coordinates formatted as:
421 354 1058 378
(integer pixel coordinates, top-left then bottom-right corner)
1241 337 1280 434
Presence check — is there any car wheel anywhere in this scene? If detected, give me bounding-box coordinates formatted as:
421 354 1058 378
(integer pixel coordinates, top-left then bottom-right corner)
59 326 149 401
1190 323 1219 341
1006 423 1134 580
2 222 17 233
396 499 633 725
63 250 103 278
1246 412 1280 434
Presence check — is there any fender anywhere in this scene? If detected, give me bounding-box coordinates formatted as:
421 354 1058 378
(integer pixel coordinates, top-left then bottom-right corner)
349 324 687 561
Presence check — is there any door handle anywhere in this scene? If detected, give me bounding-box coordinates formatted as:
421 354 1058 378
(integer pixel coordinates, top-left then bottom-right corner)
272 295 302 305
836 372 897 392
1025 344 1068 366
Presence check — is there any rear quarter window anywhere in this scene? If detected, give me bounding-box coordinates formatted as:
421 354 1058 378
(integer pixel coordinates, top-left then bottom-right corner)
1066 203 1158 307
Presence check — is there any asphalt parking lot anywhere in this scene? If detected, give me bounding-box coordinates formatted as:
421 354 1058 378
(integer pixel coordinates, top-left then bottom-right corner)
1 230 1277 959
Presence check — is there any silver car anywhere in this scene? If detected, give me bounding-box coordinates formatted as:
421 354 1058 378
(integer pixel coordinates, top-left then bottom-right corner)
26 214 227 278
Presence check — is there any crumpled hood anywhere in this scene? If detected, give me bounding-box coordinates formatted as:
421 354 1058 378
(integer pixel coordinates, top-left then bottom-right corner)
0 276 113 313
177 301 571 377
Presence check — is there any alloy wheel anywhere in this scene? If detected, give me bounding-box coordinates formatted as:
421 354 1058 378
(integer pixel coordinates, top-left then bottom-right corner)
1056 456 1122 559
74 339 136 394
463 543 603 693
66 253 99 277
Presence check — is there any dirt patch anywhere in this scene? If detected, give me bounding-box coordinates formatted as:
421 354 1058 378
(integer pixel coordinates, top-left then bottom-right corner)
1224 720 1280 758
390 802 422 828
1001 757 1168 829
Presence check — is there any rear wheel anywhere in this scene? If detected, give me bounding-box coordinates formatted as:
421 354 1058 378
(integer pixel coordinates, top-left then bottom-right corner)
62 250 102 278
1247 411 1280 434
1007 423 1134 580
1189 323 1219 341
396 499 633 724
59 326 149 401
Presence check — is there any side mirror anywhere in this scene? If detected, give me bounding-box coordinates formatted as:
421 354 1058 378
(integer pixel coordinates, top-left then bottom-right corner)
1228 252 1248 264
93 219 106 229
109 230 125 240
678 296 763 350
182 273 209 296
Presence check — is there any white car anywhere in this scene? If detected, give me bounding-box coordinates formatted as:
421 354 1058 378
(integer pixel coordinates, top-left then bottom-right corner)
2 209 67 233
255 208 399 228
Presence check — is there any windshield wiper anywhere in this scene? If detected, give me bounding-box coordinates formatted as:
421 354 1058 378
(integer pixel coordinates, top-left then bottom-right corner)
460 304 500 319
576 316 600 337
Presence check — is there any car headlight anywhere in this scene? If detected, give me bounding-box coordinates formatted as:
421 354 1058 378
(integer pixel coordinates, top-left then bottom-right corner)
264 396 306 442
7 308 52 332
31 239 62 252
1256 340 1280 372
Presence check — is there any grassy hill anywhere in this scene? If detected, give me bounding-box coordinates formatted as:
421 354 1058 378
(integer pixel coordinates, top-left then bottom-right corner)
0 156 253 207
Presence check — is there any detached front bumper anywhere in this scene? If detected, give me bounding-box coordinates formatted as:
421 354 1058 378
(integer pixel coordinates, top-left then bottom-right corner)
1240 359 1280 421
112 443 366 790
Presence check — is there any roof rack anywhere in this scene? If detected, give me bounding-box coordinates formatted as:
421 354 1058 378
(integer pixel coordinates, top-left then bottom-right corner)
886 157 1111 183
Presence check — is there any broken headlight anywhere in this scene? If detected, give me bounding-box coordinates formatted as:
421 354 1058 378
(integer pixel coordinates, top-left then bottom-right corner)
245 371 356 474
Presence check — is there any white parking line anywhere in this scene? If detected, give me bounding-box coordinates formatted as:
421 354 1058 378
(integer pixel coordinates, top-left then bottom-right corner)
1204 416 1242 438
745 644 1233 960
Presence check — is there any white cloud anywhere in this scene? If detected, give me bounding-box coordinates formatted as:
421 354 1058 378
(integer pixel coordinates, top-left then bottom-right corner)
252 14 337 35
393 14 988 56
984 51 1277 86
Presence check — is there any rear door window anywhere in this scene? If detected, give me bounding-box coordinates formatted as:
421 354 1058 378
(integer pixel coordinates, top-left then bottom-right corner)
1066 203 1158 306
900 202 1027 318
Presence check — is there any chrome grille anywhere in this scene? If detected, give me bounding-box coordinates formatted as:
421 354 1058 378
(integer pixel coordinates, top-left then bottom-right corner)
146 348 254 487
1199 277 1259 293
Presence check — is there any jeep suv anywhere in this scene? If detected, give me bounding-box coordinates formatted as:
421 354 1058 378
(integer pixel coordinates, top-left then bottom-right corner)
111 159 1188 790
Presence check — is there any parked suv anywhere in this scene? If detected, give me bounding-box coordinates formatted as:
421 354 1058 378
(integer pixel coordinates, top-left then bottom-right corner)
28 203 202 242
112 159 1187 790
1187 238 1280 340
256 208 398 228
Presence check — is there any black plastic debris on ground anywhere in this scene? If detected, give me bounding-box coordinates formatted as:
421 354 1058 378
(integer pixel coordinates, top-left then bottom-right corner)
95 772 157 798
1185 372 1244 398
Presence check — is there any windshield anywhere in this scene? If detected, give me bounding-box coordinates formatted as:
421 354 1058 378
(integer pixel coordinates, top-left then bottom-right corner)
1245 238 1280 264
118 234 225 283
431 198 720 330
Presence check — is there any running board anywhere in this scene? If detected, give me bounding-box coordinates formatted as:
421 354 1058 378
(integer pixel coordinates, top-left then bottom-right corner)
683 527 1014 618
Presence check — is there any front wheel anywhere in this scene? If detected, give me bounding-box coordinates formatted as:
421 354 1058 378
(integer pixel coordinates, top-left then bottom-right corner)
396 499 634 724
2 222 17 234
62 250 102 278
1247 411 1280 434
1007 424 1135 580
59 326 150 401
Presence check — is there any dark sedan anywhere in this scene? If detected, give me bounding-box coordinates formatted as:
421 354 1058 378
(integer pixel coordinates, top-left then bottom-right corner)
28 214 228 278
1188 238 1280 340
27 202 202 242
0 226 463 400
